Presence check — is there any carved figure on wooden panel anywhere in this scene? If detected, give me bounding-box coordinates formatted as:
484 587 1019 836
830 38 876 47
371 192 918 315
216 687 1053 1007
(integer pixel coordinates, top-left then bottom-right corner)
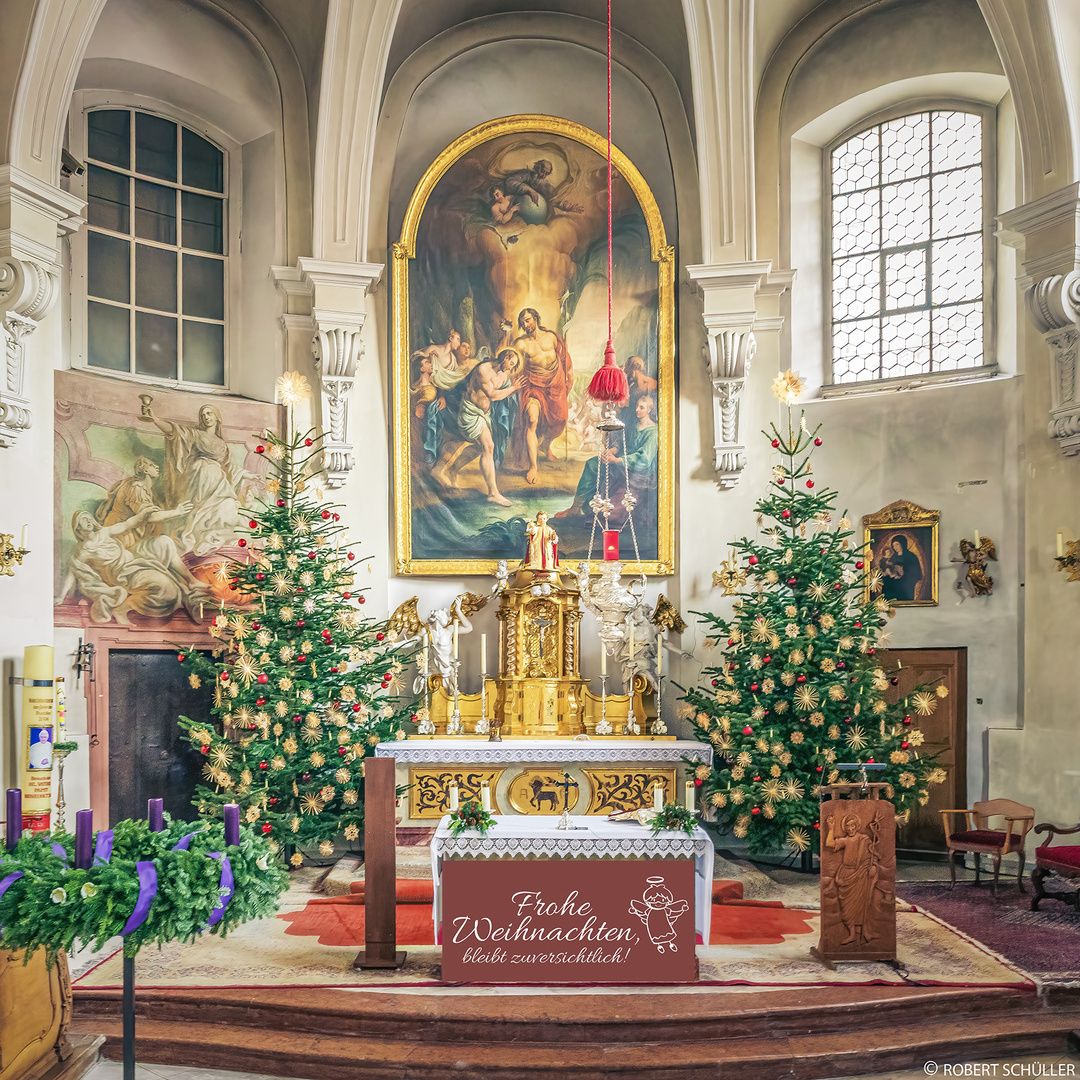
825 813 881 946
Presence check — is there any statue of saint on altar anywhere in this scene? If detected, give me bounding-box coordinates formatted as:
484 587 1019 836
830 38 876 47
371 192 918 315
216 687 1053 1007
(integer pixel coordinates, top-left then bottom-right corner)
523 511 559 571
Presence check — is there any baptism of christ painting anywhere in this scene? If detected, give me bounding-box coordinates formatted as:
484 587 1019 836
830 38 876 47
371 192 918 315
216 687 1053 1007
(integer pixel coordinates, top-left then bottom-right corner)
393 116 674 576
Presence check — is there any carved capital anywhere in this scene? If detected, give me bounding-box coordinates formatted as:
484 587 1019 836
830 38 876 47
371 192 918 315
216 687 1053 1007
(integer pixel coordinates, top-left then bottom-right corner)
0 257 60 448
687 260 790 488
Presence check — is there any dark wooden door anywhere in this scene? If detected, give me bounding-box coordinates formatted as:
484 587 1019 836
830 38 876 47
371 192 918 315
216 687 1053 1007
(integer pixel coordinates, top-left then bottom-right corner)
879 647 967 852
108 650 213 826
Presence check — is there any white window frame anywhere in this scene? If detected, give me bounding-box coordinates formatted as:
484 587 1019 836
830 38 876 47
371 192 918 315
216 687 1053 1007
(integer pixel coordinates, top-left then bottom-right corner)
68 91 242 394
822 98 998 396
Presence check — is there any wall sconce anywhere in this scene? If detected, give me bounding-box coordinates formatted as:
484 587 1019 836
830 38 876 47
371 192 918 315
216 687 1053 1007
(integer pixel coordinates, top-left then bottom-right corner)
954 532 996 597
74 637 96 686
1056 530 1080 582
0 526 28 576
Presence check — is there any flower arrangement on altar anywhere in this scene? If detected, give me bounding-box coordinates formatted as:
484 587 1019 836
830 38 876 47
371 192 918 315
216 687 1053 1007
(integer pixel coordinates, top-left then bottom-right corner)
447 799 496 837
0 804 288 964
648 803 698 837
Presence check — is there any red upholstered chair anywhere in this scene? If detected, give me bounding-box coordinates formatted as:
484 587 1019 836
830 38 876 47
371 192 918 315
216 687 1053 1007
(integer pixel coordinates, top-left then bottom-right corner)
940 799 1035 896
1031 822 1080 912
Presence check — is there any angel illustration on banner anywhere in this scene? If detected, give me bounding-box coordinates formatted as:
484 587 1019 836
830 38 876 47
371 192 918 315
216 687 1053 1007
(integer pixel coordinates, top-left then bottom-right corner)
629 876 688 953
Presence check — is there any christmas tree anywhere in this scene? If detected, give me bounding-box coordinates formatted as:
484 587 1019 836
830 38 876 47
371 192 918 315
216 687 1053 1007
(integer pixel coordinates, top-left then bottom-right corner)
178 373 409 866
682 370 946 856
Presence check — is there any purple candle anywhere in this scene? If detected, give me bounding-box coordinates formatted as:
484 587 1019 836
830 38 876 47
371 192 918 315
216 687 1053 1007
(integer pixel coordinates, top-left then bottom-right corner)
5 789 21 852
223 803 240 847
147 798 164 833
75 809 93 870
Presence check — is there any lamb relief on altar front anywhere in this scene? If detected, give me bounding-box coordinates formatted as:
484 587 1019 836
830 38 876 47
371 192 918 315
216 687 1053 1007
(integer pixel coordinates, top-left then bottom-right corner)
54 369 281 629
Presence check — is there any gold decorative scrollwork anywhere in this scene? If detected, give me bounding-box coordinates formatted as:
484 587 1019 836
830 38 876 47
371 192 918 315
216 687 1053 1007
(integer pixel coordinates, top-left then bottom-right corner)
583 768 676 815
408 767 505 819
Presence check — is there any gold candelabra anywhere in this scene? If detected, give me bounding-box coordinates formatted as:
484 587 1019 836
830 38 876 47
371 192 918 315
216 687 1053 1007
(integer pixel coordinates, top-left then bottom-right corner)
1056 535 1080 582
0 530 29 576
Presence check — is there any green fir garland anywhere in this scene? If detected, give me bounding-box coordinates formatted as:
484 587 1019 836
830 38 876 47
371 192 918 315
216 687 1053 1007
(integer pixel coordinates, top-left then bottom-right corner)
447 800 497 837
649 803 697 836
0 817 288 963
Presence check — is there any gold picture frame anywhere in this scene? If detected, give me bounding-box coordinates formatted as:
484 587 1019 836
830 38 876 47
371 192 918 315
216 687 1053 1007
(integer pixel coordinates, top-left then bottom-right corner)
863 500 940 607
393 114 675 576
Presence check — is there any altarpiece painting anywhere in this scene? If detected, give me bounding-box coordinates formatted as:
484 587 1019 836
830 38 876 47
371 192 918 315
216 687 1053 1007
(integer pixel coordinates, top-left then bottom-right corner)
393 115 674 575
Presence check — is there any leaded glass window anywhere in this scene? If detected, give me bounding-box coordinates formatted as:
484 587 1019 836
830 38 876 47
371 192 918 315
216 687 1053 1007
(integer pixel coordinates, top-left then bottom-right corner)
830 109 987 384
84 108 227 386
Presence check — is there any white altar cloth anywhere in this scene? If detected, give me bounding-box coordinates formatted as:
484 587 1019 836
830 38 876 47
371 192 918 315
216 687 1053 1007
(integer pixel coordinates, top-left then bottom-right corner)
430 814 715 942
377 738 713 766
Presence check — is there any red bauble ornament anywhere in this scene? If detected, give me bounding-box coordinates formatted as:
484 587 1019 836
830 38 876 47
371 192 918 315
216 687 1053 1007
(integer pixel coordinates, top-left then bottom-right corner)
256 445 265 454
814 822 820 830
257 673 268 684
301 773 311 782
308 551 317 560
177 653 185 662
293 715 301 723
347 552 356 561
751 807 761 815
816 765 823 772
903 716 912 725
297 655 306 663
771 439 779 448
220 672 229 682
814 437 823 447
782 509 791 519
330 667 338 674
277 499 285 507
796 675 806 683
200 744 209 754
352 703 362 712
256 572 265 580
259 761 269 771
868 758 875 764
901 741 910 749
238 539 247 547
891 677 899 686
711 679 719 687
748 555 758 566
868 648 876 656
411 714 418 723
322 511 331 520
338 747 347 756
789 577 797 585
806 480 815 489
750 683 759 692
837 661 845 669
854 622 862 629
249 520 258 529
297 620 305 627
763 656 771 664
777 478 785 485
256 697 266 705
268 797 278 805
855 561 864 570
253 622 261 630
743 726 753 735
376 632 385 642
695 778 703 787
358 596 365 604
305 438 313 447
343 591 352 600
262 822 272 834
333 514 340 522
753 776 761 782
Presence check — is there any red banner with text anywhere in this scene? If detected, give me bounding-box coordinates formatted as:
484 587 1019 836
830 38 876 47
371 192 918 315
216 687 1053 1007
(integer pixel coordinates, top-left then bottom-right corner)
442 859 696 983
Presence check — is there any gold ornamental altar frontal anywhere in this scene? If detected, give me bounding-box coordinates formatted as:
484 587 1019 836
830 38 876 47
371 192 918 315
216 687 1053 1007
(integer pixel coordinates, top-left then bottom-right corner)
375 738 712 826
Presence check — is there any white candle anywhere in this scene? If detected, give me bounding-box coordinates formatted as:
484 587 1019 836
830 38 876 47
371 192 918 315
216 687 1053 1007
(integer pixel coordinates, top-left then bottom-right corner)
600 647 607 676
453 623 459 660
684 780 694 812
480 633 487 675
1058 531 1065 558
20 525 27 549
653 782 663 811
656 639 663 677
449 784 459 811
974 529 980 546
481 782 491 813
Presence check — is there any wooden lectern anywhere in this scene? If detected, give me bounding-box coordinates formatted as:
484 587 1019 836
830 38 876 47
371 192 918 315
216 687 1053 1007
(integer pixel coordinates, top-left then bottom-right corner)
812 782 897 970
354 757 406 969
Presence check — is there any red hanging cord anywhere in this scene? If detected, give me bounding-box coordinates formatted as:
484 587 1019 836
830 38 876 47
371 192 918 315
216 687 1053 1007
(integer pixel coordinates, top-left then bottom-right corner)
587 0 629 405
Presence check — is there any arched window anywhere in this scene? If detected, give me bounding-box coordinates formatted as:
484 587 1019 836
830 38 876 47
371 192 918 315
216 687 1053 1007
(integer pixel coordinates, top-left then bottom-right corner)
828 107 992 386
81 107 228 387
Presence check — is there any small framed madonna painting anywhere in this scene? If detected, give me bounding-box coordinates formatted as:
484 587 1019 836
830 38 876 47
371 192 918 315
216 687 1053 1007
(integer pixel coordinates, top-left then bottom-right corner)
863 500 940 607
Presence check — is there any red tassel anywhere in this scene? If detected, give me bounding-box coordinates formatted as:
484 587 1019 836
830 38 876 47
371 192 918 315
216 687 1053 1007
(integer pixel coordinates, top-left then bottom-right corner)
587 341 629 404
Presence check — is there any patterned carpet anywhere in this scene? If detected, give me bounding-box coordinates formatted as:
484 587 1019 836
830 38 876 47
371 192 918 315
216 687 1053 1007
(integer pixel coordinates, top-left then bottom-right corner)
898 881 1080 984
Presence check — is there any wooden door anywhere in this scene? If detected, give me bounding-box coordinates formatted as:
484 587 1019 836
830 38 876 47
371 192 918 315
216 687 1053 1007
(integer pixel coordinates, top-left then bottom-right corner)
879 647 967 852
108 650 213 826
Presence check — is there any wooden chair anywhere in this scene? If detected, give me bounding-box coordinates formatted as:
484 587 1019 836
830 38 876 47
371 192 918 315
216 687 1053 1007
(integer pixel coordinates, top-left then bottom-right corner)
940 799 1034 896
1031 822 1080 912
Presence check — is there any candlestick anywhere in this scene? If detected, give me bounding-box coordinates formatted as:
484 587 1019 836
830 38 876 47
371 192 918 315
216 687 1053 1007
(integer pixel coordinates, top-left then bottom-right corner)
5 789 21 852
449 783 459 811
223 803 240 846
75 808 93 869
480 633 487 675
653 782 663 812
481 781 491 813
147 798 164 832
684 780 694 812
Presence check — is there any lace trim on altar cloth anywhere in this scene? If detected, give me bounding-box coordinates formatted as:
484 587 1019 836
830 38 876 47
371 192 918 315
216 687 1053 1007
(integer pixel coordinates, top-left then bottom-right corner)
374 742 713 766
435 835 711 860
